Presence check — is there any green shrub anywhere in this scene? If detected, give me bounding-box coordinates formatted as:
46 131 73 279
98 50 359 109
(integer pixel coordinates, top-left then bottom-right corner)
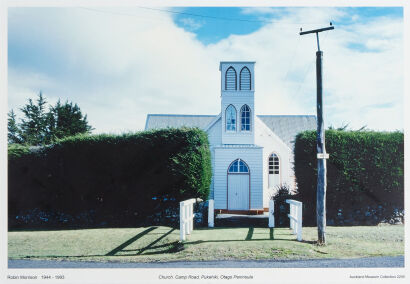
8 128 212 228
294 130 404 226
271 185 294 227
7 144 31 159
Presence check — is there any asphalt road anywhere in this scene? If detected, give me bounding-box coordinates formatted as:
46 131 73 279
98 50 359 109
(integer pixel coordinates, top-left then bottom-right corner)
8 256 404 268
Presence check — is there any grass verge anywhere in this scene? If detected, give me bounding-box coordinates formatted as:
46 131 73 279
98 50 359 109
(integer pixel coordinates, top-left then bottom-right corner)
8 225 403 262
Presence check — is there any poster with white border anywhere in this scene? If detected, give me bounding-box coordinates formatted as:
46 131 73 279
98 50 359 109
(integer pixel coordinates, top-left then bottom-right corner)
1 0 408 283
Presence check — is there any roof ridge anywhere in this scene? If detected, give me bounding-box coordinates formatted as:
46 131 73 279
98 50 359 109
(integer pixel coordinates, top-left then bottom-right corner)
148 114 315 117
147 114 217 117
257 115 316 117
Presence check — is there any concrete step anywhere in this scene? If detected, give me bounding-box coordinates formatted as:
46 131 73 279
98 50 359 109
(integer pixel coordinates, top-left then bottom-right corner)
215 214 269 228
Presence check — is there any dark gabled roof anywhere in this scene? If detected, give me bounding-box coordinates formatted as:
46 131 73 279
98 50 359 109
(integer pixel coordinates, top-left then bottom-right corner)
257 115 316 148
145 114 316 148
145 114 216 130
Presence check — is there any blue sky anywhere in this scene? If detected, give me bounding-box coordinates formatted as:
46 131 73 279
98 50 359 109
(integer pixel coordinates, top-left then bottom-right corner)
174 7 403 45
8 6 403 133
174 7 267 44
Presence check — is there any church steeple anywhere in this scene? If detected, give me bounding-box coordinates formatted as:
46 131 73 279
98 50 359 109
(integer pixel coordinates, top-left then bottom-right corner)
219 62 256 145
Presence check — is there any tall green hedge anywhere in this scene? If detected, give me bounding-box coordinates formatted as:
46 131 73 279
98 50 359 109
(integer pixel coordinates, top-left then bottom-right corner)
294 130 404 226
8 128 211 228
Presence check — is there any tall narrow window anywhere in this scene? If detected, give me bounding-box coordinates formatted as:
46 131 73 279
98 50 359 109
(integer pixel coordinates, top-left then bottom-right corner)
226 105 236 131
268 153 280 189
240 105 251 131
240 67 251 90
225 67 237 90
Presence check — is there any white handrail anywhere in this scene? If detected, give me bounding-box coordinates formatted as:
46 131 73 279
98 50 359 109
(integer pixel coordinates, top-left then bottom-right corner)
286 199 303 241
269 200 275 228
208 200 214 227
180 198 196 241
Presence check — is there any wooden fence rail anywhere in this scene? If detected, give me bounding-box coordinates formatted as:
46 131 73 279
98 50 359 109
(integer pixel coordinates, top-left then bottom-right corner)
269 200 275 228
208 200 214 227
286 199 303 241
180 198 196 241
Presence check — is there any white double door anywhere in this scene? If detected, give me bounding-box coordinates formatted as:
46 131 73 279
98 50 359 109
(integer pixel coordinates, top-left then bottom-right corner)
228 174 250 210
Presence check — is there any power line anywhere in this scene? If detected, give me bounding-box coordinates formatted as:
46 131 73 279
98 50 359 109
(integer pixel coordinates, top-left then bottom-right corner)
292 30 331 99
79 7 166 21
137 6 280 24
294 58 316 99
79 6 325 26
282 36 301 84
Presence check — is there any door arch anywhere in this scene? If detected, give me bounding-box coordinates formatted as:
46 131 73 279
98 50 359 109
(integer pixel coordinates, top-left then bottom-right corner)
227 159 250 210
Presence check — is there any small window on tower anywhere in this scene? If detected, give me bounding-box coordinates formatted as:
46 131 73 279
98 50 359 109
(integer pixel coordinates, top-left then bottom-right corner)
225 67 237 91
226 105 236 131
240 105 251 131
240 67 251 90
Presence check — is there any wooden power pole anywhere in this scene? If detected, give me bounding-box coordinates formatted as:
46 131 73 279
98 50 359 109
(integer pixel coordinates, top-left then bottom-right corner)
300 24 334 245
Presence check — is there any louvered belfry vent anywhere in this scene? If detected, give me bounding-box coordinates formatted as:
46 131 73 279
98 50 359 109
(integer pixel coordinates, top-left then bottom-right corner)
225 67 237 90
240 67 251 90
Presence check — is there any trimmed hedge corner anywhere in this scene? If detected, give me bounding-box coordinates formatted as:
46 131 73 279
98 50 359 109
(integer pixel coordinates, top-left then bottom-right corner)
8 128 212 229
294 130 404 226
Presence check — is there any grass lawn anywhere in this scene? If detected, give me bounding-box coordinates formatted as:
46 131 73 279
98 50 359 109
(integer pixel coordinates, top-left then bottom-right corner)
8 225 404 262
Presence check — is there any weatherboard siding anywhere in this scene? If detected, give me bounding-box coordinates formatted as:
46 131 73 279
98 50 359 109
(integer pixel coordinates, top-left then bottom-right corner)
255 117 294 208
220 62 255 92
207 118 222 200
213 147 263 209
221 95 255 145
145 61 316 211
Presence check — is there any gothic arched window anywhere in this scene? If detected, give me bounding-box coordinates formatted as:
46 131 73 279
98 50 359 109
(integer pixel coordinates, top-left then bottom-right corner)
240 104 251 131
240 67 251 90
228 159 249 173
225 67 237 91
226 105 236 131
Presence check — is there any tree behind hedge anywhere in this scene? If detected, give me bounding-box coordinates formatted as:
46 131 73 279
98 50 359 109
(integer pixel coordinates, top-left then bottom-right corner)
8 128 211 228
8 110 22 144
8 92 92 145
294 130 404 226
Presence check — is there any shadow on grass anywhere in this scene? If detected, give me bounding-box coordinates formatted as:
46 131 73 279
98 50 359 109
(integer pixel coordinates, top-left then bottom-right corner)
18 226 314 259
245 228 254 240
106 227 178 256
105 227 158 256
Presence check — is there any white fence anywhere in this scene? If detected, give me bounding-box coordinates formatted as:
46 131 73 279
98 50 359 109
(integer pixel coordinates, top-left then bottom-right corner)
208 200 214 227
180 198 196 241
286 199 303 241
269 200 275 228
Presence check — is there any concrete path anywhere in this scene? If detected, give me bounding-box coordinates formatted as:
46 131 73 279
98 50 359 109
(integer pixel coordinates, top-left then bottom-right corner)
8 256 404 268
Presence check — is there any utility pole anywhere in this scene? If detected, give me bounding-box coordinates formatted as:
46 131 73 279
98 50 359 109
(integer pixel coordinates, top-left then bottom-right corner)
300 24 334 245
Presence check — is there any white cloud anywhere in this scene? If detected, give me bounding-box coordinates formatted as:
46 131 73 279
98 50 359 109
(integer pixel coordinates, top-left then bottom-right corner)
179 17 203 31
8 68 60 115
8 7 403 133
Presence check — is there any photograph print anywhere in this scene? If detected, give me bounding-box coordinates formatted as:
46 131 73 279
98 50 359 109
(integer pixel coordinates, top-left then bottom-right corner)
6 4 404 276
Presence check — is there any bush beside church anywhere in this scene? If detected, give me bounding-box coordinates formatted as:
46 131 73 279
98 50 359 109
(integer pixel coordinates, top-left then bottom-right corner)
8 128 211 229
293 130 404 226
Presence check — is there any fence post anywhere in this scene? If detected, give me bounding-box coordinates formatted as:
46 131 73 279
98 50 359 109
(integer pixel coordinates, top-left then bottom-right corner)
180 201 186 241
297 203 303 241
208 200 214 227
289 204 293 231
286 199 303 242
185 202 190 235
269 200 275 228
189 203 193 233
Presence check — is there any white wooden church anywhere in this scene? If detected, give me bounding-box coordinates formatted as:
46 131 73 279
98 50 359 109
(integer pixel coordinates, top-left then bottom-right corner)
145 61 316 213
